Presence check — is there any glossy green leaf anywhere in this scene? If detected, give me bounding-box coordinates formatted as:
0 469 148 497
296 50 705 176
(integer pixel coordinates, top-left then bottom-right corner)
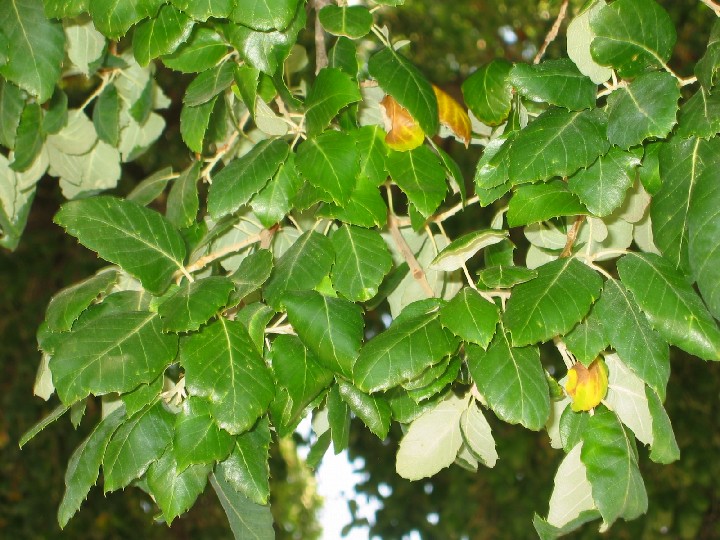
147 445 211 524
208 138 289 219
263 231 335 309
235 303 274 354
467 331 550 430
45 268 118 332
231 0 299 31
305 67 361 136
210 473 274 540
57 407 125 528
166 161 200 228
121 376 162 417
92 84 120 146
270 335 333 436
617 253 720 361
89 0 163 39
296 130 358 205
0 79 24 148
103 401 174 492
50 311 177 404
504 257 602 346
509 59 596 111
562 309 608 367
386 145 447 218
159 276 233 332
133 5 193 66
676 86 720 139
180 97 217 154
696 18 720 91
181 318 274 434
170 0 233 21
581 407 647 527
284 290 364 378
162 27 228 73
477 265 536 289
566 0 612 84
329 36 359 77
217 417 271 505
595 279 669 399
507 107 609 184
461 59 513 126
439 288 499 348
689 166 720 320
568 147 642 217
319 5 373 39
0 0 65 103
430 229 507 271
330 225 392 302
12 102 44 172
251 153 303 228
18 403 69 449
327 384 350 453
354 299 459 393
395 393 466 480
338 379 391 439
318 176 388 228
590 0 675 78
228 248 274 303
184 61 234 106
507 180 586 227
559 407 588 453
368 47 438 135
645 387 680 464
405 356 459 403
54 197 186 294
43 0 88 18
606 72 679 150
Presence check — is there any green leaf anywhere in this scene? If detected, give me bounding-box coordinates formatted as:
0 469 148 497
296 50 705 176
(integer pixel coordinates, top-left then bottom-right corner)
12 102 44 172
0 79 24 148
477 265 537 289
18 403 69 449
395 393 466 480
617 252 720 361
330 225 392 302
231 0 299 31
319 5 373 39
89 0 164 39
543 443 597 531
228 248 274 303
296 131 358 205
568 147 642 217
509 59 596 111
305 67 361 137
217 417 271 505
270 335 333 436
44 0 88 18
166 161 200 228
354 300 458 392
676 86 720 139
159 276 233 332
467 329 550 430
50 311 178 404
235 303 274 354
170 0 232 21
181 318 275 434
162 27 228 73
147 445 211 525
439 288 499 349
42 88 68 135
504 258 602 346
329 36 359 77
404 356 459 403
180 96 217 153
133 5 193 66
386 145 447 218
696 18 720 91
590 0 675 78
263 231 335 309
461 59 513 126
57 406 125 528
368 47 438 135
327 384 350 453
284 290 364 379
562 309 608 367
93 84 120 146
184 61 235 106
45 268 118 332
581 407 647 527
559 407 588 453
251 153 303 228
507 180 587 227
338 379 391 439
430 229 507 271
318 176 388 228
645 387 680 464
0 0 65 103
54 197 187 295
208 138 289 219
606 72 679 150
566 0 612 84
595 279 669 399
121 376 162 417
689 166 720 320
534 511 602 540
127 167 175 206
507 107 609 184
210 473 274 540
103 401 174 492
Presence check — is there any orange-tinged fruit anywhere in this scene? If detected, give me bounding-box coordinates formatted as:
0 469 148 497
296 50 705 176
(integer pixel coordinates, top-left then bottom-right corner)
565 357 609 412
433 85 471 147
380 94 425 151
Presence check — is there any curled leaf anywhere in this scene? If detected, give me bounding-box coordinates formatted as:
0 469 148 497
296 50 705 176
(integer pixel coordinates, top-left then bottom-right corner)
433 85 471 147
565 357 608 412
380 94 424 151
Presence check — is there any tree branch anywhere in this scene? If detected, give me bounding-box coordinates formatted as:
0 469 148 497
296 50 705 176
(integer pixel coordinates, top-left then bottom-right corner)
185 232 263 274
533 0 569 64
701 0 720 16
388 214 436 298
314 0 331 73
560 216 585 258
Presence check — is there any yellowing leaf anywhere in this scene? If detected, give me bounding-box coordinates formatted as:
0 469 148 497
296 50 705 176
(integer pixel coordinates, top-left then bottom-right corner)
565 357 608 412
380 94 425 151
433 85 471 147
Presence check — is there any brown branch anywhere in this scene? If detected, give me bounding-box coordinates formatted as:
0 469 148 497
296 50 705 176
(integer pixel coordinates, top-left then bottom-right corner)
388 214 436 298
185 233 264 274
533 0 569 64
314 0 331 73
560 216 585 258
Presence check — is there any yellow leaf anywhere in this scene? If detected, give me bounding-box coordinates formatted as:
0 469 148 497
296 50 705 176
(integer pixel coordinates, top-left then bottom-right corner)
433 85 471 147
380 94 425 152
565 357 608 412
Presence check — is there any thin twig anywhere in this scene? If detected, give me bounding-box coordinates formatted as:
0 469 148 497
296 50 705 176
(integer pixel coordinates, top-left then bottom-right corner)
560 216 585 258
553 337 576 370
701 0 720 16
185 233 263 274
533 0 569 64
314 0 330 73
388 214 435 298
432 195 480 223
201 130 240 184
79 72 114 111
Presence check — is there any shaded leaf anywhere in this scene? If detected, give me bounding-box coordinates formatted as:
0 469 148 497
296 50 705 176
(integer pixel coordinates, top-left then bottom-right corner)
295 130 358 205
217 417 271 505
461 59 512 126
159 276 233 332
183 61 234 106
439 288 499 348
330 225 392 302
338 379 391 439
508 180 586 228
645 387 680 464
386 145 447 217
93 84 120 146
509 59 596 111
45 267 118 332
544 443 596 530
319 5 373 39
210 473 274 540
305 67 361 136
460 400 497 467
167 161 201 228
180 97 217 153
163 27 228 73
133 4 194 66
